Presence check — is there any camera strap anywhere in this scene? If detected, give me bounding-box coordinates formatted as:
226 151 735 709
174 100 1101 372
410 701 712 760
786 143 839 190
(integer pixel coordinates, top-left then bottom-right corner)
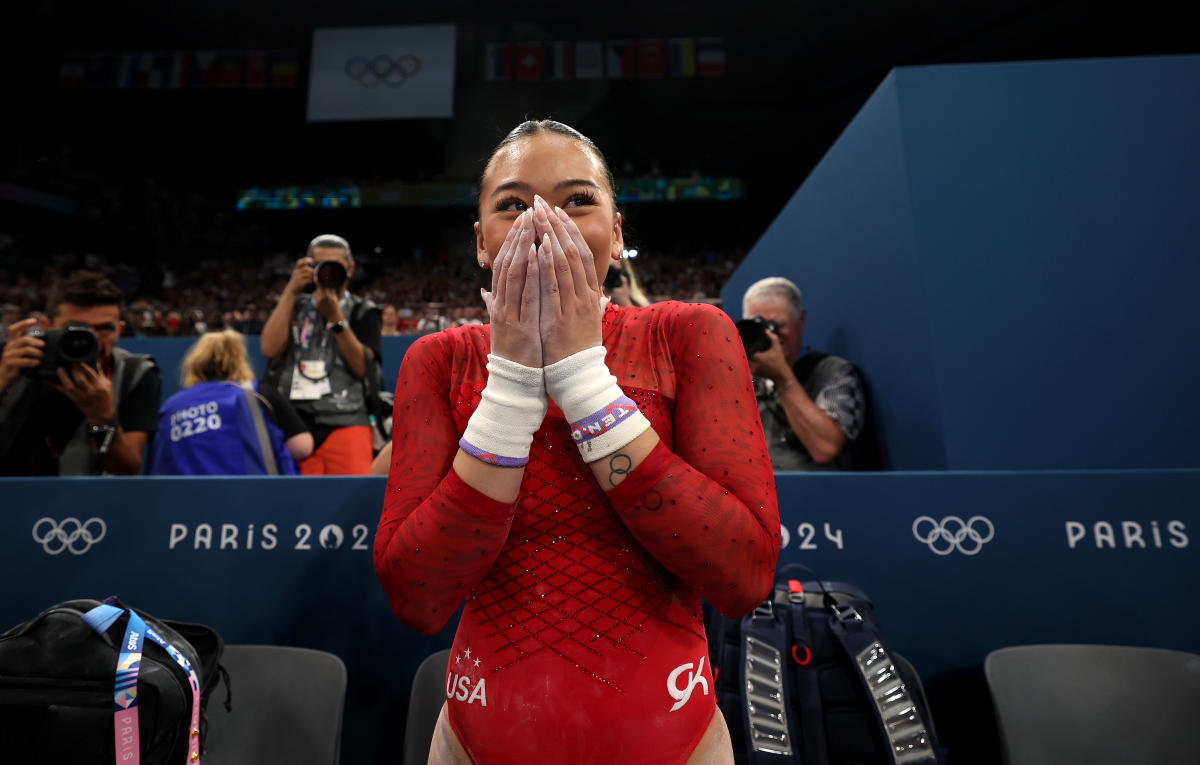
83 602 204 765
241 382 279 476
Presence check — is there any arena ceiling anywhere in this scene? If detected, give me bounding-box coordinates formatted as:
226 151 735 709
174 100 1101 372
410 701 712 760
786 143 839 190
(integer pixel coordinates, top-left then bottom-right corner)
3 0 1195 241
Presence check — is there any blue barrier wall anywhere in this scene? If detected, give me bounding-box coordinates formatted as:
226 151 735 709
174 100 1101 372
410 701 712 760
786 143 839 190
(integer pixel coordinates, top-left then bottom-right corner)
722 55 1200 471
3 471 1197 762
123 334 421 401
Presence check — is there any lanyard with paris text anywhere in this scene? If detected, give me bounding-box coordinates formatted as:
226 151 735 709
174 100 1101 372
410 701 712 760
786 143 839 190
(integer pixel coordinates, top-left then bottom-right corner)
83 602 203 765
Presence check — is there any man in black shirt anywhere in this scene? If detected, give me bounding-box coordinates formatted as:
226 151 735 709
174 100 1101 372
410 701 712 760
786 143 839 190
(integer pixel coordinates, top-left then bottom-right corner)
0 271 161 475
261 234 382 474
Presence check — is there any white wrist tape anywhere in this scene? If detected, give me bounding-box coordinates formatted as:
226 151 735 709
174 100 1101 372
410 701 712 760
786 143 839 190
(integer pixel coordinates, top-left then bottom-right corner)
459 355 547 467
543 346 651 462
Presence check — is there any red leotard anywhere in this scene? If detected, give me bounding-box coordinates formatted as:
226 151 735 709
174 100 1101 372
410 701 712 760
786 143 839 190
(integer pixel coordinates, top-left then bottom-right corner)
375 301 781 764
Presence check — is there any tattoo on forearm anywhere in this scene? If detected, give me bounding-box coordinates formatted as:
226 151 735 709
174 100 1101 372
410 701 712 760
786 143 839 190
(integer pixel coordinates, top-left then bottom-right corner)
607 453 632 487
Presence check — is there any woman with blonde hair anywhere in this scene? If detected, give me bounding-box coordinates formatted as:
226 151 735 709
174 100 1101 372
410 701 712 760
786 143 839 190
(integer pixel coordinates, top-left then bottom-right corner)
148 329 312 475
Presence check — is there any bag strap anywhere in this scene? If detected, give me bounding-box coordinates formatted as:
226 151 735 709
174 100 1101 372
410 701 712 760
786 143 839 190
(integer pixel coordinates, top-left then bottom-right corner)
740 596 802 764
241 383 279 475
827 603 940 764
783 583 826 763
83 601 204 765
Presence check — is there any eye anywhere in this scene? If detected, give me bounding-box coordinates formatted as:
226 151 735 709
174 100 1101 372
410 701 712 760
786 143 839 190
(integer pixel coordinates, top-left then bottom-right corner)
563 190 598 208
494 195 529 213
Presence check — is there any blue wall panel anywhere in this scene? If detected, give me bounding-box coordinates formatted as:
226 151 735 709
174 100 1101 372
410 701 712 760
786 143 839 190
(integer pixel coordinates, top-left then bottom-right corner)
898 57 1200 470
723 55 1200 470
2 471 1196 762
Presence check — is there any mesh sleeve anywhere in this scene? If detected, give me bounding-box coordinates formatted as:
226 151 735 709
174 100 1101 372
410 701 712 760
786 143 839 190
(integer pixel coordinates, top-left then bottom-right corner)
373 333 516 635
607 303 781 617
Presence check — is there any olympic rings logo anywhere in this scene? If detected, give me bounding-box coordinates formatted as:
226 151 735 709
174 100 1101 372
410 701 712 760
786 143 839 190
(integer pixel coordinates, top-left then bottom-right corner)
344 55 421 88
32 517 107 556
912 515 994 556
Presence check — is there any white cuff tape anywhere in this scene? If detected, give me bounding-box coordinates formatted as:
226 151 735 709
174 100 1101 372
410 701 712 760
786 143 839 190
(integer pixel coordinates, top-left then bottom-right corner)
544 346 651 462
460 355 547 467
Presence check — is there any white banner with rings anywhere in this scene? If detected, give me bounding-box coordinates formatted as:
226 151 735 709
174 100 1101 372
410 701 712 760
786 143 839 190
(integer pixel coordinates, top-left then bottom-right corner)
307 24 456 122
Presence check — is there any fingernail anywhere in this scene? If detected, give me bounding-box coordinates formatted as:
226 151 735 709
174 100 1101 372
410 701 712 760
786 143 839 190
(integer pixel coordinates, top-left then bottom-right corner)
542 233 550 247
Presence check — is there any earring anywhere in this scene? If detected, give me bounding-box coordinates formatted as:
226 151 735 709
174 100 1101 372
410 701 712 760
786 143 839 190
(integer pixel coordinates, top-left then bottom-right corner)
479 259 489 270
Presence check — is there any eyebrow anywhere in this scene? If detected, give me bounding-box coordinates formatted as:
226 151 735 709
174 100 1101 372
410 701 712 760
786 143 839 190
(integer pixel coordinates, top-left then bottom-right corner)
490 178 601 197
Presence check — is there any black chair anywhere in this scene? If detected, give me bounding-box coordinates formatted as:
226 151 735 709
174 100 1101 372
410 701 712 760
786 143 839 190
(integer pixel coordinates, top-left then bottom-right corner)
985 644 1200 765
204 644 347 765
403 649 451 765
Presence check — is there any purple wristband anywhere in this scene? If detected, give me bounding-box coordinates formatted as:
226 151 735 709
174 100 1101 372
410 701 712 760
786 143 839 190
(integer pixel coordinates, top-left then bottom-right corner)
459 437 529 468
569 396 640 444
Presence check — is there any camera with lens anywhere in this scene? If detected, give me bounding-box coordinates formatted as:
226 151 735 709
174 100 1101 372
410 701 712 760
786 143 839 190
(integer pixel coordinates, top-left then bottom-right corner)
21 324 100 382
734 316 778 356
302 259 349 292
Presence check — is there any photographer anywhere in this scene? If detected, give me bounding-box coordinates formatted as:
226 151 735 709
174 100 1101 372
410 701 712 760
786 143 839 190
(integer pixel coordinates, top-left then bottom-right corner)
261 234 381 475
741 276 866 470
0 271 161 476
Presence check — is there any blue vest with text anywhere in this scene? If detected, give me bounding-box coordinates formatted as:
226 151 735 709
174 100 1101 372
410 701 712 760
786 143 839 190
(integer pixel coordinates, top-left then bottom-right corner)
148 381 298 476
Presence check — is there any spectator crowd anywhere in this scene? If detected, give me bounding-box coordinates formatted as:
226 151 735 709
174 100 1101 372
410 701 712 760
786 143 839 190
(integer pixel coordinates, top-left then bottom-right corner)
1 245 744 341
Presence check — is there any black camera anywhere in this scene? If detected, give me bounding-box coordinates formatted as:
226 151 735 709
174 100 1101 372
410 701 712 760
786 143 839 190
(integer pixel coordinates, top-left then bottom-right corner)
734 316 778 356
22 324 100 382
603 267 627 291
302 259 349 292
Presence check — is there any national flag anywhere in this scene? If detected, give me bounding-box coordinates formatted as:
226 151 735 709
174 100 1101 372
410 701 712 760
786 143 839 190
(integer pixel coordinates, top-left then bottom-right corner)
514 42 543 81
268 50 298 89
605 40 634 79
214 52 245 88
575 41 604 80
245 50 268 88
134 52 157 88
697 37 726 77
146 52 176 88
189 51 217 88
85 53 120 89
166 51 188 89
546 41 572 80
307 25 455 121
58 52 88 89
114 52 139 89
636 39 665 78
483 43 511 82
667 38 695 78
137 52 170 89
134 53 151 88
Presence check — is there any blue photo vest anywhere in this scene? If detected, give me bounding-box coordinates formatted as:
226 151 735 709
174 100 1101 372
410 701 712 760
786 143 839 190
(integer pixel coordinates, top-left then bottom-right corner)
148 381 298 476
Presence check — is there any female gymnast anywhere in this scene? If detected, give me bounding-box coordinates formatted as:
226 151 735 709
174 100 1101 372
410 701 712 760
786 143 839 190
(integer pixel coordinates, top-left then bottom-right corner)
374 120 780 764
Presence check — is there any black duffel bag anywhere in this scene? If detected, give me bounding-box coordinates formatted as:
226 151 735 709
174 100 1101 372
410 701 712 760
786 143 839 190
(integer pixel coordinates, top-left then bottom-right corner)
0 597 228 764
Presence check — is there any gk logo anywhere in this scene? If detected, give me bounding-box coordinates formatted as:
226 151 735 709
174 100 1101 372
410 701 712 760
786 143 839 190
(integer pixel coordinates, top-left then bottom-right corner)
667 655 710 712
